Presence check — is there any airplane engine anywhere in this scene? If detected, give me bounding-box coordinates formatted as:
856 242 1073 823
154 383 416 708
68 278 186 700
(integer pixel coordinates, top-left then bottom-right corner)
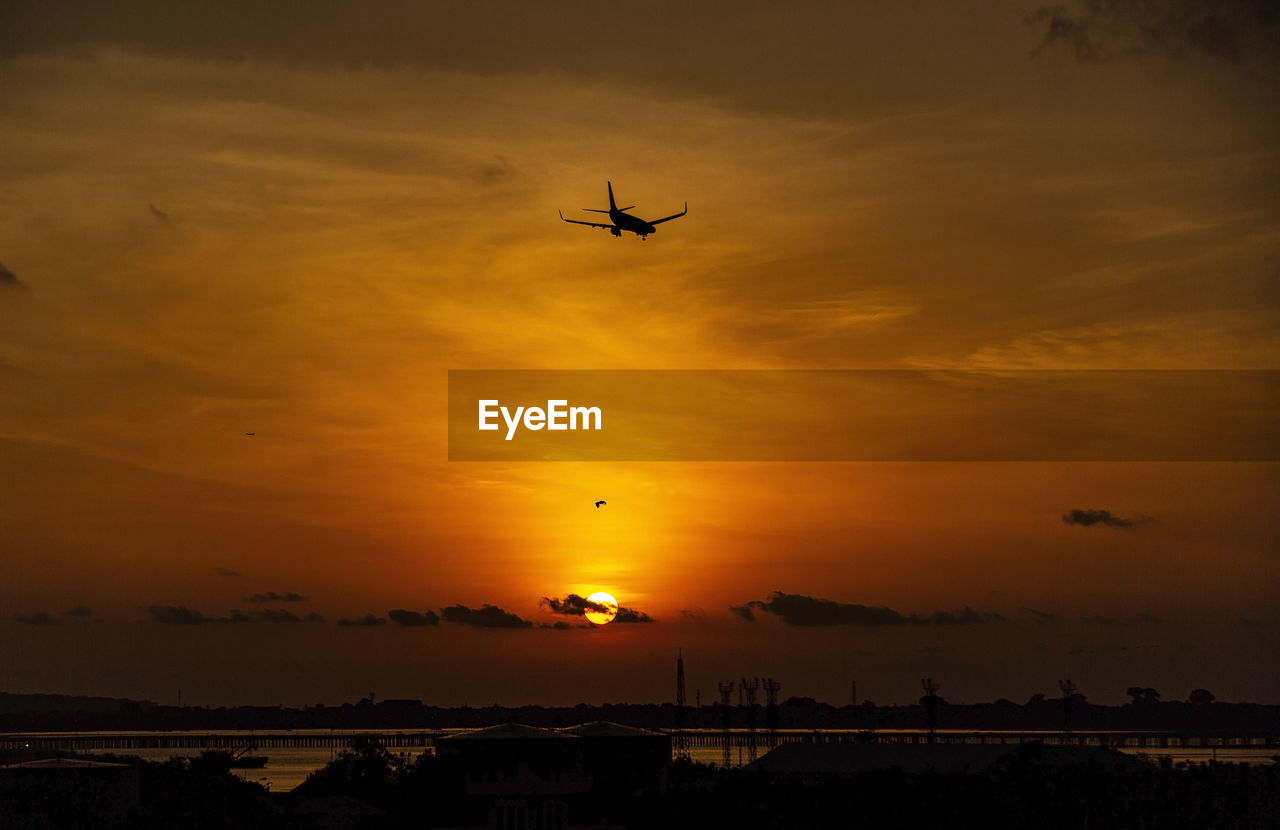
610 227 621 237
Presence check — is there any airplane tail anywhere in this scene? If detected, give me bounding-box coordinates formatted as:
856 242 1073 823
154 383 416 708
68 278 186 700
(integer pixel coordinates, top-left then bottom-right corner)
607 181 617 212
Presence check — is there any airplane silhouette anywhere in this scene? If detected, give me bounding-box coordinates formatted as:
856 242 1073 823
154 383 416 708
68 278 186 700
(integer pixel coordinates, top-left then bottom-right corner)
595 500 606 508
560 182 686 240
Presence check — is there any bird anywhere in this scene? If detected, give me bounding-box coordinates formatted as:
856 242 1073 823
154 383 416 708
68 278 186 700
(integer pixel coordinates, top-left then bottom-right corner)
245 433 255 436
594 500 606 508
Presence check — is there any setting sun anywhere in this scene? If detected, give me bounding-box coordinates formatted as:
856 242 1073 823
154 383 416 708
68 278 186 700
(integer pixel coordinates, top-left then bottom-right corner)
585 592 619 625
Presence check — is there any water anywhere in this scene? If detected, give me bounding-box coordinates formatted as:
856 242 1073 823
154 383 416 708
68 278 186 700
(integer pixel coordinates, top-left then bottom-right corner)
11 732 1270 793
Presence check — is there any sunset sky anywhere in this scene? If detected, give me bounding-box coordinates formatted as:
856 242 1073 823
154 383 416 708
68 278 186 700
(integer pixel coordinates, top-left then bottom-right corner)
1 1 1277 708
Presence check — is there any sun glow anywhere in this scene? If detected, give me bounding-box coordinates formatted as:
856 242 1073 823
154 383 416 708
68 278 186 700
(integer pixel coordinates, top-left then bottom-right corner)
585 591 619 625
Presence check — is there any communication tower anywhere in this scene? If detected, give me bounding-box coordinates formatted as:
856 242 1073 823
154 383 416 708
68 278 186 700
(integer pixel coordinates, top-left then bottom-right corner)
741 677 760 762
921 678 941 742
1059 679 1077 735
717 681 735 768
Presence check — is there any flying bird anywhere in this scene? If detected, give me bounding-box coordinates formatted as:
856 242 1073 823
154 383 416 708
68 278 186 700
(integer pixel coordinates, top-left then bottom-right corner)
594 500 606 508
245 433 255 436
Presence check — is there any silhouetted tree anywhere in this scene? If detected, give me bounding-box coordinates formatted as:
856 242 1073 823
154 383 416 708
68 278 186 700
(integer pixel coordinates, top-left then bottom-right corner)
1126 686 1160 704
1188 688 1216 705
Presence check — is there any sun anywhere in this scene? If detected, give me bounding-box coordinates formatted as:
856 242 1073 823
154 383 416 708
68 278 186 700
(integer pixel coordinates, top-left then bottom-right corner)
584 591 618 625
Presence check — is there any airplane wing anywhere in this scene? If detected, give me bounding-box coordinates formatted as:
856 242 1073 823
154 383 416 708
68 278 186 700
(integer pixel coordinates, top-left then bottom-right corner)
559 210 614 230
648 202 687 225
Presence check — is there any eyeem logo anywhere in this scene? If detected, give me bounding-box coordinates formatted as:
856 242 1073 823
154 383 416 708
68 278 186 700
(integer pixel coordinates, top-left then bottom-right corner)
478 400 603 441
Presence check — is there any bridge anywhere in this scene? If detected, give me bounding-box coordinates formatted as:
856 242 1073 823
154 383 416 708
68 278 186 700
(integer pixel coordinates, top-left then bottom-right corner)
1 728 1274 754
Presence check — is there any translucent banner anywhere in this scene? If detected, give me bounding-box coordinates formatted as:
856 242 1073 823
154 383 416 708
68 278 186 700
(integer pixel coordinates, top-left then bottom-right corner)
447 370 1279 461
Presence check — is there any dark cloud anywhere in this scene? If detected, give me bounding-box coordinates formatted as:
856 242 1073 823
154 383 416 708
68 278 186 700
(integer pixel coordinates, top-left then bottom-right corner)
337 614 385 627
63 606 93 618
735 592 1003 627
213 567 241 578
540 594 613 617
539 593 653 624
1080 613 1129 626
148 605 209 625
0 262 25 290
15 613 58 625
1062 508 1149 528
388 609 440 627
223 608 320 623
242 591 308 603
541 621 574 630
441 603 532 629
1026 0 1277 65
678 608 708 622
149 604 322 624
914 607 1006 625
614 606 655 624
741 592 908 627
1023 607 1058 625
1080 612 1162 626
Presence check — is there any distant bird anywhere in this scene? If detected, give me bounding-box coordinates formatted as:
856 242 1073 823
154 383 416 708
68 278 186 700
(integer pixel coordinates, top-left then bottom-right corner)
594 500 606 508
245 433 255 436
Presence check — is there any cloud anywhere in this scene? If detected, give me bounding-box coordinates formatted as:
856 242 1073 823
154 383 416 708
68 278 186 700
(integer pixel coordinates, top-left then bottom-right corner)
148 605 210 625
63 606 94 618
614 606 655 624
388 609 440 627
15 612 58 625
914 607 1006 625
0 262 25 290
441 603 532 629
242 591 308 603
149 604 321 624
337 614 385 627
539 593 654 623
540 594 613 617
1022 607 1058 625
679 608 708 623
1080 614 1129 626
225 608 321 623
734 592 1004 627
1026 0 1279 66
1080 612 1162 626
213 567 241 578
1062 509 1149 528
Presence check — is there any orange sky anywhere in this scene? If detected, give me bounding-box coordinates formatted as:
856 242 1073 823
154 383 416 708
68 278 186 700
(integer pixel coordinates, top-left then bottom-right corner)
0 1 1277 706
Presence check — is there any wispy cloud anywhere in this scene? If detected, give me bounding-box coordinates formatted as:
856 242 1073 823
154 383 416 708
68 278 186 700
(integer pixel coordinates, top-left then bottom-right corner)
1027 0 1278 67
734 592 1003 627
15 612 58 625
1063 508 1150 528
149 605 322 624
242 591 308 603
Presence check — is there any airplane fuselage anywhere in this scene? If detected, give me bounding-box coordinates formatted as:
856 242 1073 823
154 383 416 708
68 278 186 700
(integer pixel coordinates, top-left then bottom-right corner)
610 210 657 238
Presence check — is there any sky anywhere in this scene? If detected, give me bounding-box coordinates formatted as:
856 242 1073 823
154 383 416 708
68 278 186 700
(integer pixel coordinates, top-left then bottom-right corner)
0 0 1277 708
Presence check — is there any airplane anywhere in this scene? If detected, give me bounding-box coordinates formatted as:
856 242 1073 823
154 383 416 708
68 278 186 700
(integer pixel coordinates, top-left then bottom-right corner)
560 182 686 240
